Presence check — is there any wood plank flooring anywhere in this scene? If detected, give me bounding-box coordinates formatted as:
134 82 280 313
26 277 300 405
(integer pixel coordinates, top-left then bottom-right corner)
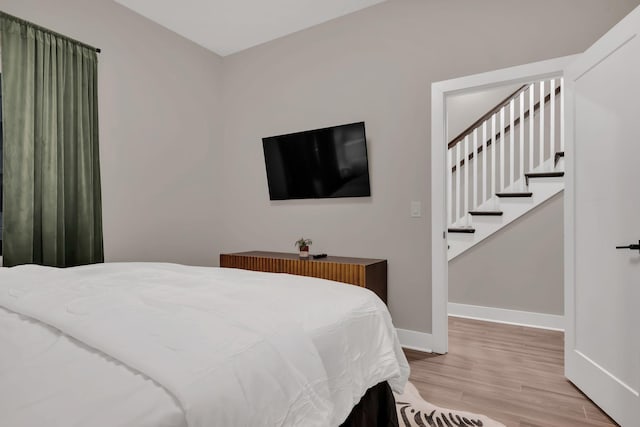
404 317 618 427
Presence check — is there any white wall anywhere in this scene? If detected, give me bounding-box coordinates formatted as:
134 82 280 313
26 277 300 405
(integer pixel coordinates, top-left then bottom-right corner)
449 193 564 315
218 0 639 334
0 0 225 266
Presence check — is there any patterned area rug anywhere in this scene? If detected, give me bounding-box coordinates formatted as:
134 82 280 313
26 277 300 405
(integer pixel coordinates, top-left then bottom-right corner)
394 382 505 427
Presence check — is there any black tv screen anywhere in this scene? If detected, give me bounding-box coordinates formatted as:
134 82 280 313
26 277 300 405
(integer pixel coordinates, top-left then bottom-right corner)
262 122 371 200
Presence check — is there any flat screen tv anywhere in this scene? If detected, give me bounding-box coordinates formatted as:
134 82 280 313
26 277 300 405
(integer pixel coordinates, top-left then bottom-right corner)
262 122 371 200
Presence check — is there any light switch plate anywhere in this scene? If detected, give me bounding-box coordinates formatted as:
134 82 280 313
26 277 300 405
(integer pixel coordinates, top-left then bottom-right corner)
411 201 422 217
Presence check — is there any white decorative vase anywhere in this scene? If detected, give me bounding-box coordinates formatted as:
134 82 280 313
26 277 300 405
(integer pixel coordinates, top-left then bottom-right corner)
299 247 309 258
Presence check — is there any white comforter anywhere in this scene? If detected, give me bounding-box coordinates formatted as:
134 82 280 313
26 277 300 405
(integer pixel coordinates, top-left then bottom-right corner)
0 263 409 427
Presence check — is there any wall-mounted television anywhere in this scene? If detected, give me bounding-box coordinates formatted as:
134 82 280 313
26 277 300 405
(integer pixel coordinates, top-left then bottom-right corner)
262 122 371 200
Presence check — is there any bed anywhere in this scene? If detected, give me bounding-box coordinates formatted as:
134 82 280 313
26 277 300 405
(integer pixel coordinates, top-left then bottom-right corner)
0 262 409 427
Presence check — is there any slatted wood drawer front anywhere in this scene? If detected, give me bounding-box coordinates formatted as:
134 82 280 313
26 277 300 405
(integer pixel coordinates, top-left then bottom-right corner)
219 251 387 303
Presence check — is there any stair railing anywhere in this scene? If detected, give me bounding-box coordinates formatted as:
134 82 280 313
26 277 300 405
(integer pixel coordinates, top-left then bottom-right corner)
448 78 564 227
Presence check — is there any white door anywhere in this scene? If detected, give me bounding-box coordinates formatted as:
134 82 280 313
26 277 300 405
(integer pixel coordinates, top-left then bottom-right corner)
564 6 640 427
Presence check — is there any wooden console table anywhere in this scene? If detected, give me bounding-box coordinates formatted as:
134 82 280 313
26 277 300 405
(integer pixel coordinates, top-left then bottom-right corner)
219 251 388 303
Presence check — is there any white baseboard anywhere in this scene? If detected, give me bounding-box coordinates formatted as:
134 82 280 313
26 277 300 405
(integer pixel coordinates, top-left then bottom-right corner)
448 302 564 331
396 328 434 353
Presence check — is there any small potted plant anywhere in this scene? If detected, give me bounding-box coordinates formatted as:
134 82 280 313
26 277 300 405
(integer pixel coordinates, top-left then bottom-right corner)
295 237 312 258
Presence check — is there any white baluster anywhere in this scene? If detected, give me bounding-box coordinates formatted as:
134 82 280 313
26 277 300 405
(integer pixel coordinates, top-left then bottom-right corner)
456 142 461 224
500 106 505 191
482 120 488 204
519 91 525 187
464 135 469 225
550 78 556 164
560 78 565 152
529 83 535 172
509 98 515 187
539 80 545 168
472 128 478 210
448 147 453 225
491 114 497 200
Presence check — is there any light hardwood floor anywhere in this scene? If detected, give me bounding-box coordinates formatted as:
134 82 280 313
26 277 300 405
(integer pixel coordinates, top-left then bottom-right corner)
404 317 618 427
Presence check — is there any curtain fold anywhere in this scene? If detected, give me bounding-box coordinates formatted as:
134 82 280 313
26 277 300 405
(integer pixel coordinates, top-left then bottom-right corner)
1 14 103 267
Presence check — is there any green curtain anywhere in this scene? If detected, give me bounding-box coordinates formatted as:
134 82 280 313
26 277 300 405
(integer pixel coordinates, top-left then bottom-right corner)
0 14 103 267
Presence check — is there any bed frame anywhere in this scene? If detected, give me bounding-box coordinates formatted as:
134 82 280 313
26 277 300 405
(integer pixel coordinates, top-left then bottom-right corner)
340 382 399 427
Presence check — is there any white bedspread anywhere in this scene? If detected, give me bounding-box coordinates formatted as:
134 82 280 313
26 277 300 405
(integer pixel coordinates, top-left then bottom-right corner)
0 263 409 427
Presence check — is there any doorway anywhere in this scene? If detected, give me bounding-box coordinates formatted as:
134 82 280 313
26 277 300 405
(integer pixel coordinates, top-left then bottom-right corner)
430 55 576 354
446 80 565 332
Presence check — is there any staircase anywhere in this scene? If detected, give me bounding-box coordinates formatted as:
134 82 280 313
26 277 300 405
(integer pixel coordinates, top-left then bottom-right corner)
448 79 564 260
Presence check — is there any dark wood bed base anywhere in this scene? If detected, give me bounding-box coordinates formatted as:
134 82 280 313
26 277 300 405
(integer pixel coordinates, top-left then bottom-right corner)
340 382 399 427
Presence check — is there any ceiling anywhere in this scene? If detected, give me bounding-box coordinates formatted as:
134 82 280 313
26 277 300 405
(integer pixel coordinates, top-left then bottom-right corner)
114 0 388 56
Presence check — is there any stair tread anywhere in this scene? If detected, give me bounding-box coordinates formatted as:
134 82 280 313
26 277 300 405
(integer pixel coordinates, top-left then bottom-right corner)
496 192 533 197
525 171 565 177
469 211 503 216
448 228 476 234
524 170 564 185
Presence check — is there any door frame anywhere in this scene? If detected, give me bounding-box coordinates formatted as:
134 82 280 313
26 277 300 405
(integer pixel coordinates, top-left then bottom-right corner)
430 55 577 354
